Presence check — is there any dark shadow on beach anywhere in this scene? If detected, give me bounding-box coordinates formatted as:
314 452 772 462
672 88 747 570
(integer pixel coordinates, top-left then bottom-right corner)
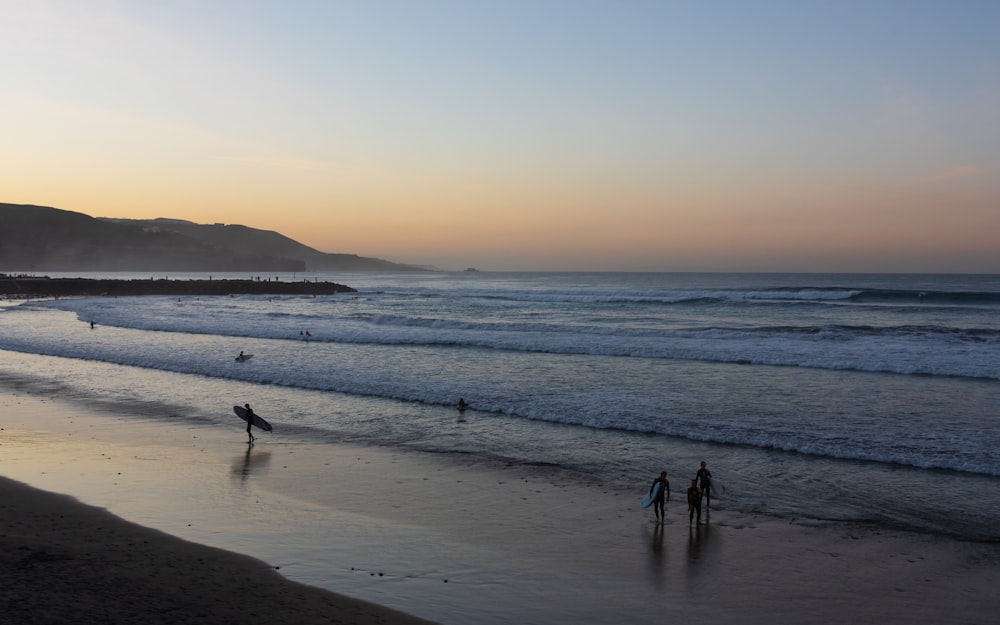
645 519 668 590
232 447 272 485
685 514 723 592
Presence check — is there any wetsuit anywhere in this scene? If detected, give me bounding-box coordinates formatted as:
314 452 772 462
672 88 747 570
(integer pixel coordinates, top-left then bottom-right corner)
687 485 702 523
245 407 256 441
697 467 712 508
650 476 669 520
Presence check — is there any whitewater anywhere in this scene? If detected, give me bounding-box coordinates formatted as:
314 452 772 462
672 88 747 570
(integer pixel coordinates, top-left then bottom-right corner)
2 271 999 541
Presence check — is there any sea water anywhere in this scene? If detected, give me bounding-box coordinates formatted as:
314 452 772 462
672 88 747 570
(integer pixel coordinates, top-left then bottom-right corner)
2 271 999 542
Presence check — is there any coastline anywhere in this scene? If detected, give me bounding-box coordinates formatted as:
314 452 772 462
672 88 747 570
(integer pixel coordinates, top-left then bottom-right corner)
0 476 436 625
0 276 356 298
2 387 999 624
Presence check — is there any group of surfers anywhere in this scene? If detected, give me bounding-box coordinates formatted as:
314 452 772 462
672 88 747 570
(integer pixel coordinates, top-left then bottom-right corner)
238 396 715 530
648 461 713 525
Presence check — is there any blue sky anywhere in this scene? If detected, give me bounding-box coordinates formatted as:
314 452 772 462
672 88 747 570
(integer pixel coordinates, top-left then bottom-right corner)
2 1 998 271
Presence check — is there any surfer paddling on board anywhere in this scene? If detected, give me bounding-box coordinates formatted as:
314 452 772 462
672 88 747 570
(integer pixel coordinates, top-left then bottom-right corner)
696 461 713 510
649 471 670 523
244 403 256 444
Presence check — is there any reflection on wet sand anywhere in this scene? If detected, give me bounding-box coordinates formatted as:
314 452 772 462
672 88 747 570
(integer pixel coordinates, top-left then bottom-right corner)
646 520 668 590
232 447 272 484
685 514 723 593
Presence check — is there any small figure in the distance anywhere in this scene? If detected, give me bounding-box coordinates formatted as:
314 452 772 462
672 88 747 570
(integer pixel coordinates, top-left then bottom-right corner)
649 471 670 523
687 478 703 525
457 398 469 412
237 351 246 362
696 461 713 509
244 403 256 444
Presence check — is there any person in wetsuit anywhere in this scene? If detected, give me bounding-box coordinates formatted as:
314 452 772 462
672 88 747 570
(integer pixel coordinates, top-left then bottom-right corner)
687 478 703 524
244 403 256 444
649 471 670 523
696 461 713 509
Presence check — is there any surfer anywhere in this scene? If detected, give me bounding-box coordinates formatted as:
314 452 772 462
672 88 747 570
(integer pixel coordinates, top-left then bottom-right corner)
237 351 245 362
696 461 713 509
649 471 670 523
244 403 256 443
457 398 468 412
687 478 702 524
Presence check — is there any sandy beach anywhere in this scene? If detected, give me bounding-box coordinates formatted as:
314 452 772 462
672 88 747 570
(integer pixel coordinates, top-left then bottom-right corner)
2 387 999 625
0 476 435 625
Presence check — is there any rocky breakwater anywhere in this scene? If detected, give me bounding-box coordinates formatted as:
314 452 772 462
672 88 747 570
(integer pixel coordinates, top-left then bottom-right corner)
1 276 356 298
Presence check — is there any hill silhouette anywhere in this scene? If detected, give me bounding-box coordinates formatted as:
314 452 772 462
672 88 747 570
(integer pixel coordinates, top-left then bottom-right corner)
1 203 424 272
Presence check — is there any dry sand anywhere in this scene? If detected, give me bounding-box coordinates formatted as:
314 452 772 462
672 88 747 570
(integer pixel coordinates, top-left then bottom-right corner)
2 388 999 624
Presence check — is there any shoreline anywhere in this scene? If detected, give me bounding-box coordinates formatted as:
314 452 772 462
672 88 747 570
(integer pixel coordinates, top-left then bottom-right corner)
0 276 356 298
0 476 436 625
2 387 999 624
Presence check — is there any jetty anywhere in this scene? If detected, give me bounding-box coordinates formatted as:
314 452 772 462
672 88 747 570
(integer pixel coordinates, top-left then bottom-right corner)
1 276 356 298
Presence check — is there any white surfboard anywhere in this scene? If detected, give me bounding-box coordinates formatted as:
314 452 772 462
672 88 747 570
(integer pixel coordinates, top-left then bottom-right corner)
641 482 662 508
710 479 725 497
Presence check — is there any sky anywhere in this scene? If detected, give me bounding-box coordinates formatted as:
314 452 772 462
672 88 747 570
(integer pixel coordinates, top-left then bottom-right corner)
2 1 999 272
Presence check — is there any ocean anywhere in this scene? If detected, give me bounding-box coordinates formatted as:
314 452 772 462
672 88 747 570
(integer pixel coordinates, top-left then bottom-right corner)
2 270 999 546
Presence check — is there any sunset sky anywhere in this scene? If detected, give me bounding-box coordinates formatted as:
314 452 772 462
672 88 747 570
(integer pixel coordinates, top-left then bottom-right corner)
2 1 998 272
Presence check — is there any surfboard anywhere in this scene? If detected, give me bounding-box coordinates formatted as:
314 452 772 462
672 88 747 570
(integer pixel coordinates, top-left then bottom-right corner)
235 353 254 362
641 482 662 508
710 479 725 497
233 405 273 432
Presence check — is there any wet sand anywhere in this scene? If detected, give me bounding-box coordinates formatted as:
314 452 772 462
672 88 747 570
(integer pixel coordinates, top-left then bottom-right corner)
1 389 998 624
0 476 435 625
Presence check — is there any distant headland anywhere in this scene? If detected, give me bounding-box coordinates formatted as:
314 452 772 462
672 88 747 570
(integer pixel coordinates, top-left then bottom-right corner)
1 203 426 273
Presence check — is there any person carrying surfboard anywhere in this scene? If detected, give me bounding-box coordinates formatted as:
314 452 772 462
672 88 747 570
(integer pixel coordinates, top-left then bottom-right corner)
696 461 713 510
244 403 256 443
649 471 670 523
